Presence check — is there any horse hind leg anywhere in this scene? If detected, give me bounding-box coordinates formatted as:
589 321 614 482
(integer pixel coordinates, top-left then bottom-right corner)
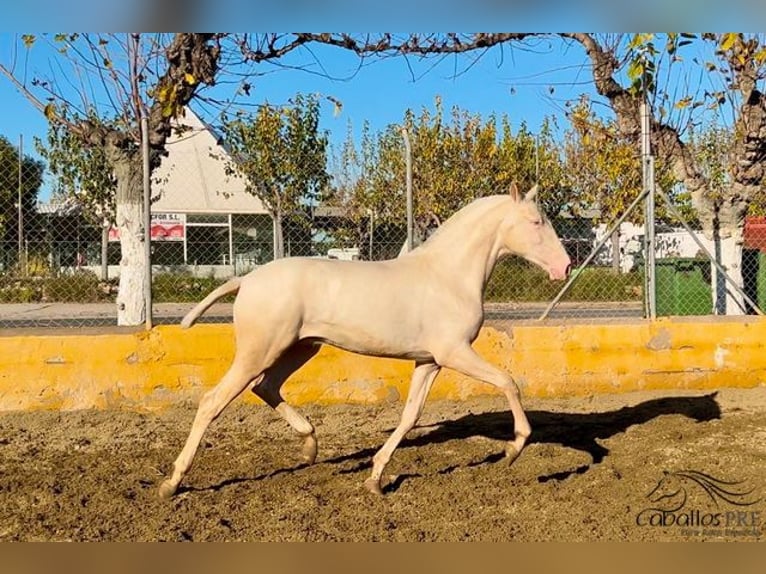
251 342 321 465
158 355 260 499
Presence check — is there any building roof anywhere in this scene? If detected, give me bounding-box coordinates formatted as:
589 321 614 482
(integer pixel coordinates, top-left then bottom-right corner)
151 108 269 215
36 199 81 216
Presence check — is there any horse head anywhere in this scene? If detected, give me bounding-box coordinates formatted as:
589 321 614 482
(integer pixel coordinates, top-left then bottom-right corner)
646 470 688 511
499 183 571 281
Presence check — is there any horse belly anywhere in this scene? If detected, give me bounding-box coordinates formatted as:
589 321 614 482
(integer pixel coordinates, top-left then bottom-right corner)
299 304 430 360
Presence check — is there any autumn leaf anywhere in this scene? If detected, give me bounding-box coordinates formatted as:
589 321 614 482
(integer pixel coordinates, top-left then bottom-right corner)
161 102 176 118
627 59 645 82
720 33 738 51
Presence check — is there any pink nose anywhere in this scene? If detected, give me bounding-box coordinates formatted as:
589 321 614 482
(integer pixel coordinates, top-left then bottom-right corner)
548 262 571 281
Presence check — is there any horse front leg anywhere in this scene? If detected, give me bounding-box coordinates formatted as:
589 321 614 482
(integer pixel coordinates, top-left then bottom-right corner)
364 361 441 495
435 344 531 462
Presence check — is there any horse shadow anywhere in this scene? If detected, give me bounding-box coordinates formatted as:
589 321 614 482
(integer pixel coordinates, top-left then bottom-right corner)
183 393 721 495
327 392 722 488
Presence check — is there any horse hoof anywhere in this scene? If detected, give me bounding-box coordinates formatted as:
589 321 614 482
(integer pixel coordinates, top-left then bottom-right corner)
505 443 521 464
302 434 318 465
158 480 177 500
363 477 384 496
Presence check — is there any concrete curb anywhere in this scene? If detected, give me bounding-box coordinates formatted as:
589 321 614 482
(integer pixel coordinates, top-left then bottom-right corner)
1 318 765 411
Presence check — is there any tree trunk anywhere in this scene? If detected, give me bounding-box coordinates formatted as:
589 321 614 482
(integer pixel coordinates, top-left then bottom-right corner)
611 228 621 273
101 220 109 281
561 33 753 315
272 212 285 260
112 155 146 326
712 227 746 316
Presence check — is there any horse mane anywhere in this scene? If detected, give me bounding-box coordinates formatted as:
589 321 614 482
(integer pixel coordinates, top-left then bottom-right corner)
416 195 514 252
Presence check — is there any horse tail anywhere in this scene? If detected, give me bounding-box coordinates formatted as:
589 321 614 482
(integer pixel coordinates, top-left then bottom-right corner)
181 276 243 329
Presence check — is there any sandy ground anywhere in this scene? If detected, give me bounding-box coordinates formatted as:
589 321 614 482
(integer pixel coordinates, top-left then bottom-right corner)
1 386 765 542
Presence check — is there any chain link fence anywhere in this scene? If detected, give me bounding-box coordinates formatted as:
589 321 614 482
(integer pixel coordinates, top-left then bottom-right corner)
3 123 766 329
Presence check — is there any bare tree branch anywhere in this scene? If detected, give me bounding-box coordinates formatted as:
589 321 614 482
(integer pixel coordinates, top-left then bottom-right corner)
560 33 710 226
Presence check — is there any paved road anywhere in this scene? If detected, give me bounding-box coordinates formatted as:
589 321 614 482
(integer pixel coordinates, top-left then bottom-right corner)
0 301 645 329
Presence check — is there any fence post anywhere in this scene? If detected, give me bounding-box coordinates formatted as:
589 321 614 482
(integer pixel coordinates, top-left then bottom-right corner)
367 209 374 260
401 127 414 253
141 116 153 331
17 134 24 276
641 99 657 319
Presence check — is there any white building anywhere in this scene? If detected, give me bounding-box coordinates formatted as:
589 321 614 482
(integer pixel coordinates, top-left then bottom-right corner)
592 221 715 273
39 108 277 278
140 108 273 277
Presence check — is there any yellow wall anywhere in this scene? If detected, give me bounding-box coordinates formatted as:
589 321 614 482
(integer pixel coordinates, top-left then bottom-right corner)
1 318 765 411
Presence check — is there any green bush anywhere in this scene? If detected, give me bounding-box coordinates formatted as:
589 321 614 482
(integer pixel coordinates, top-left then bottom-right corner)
568 267 643 301
44 270 110 303
0 270 113 303
485 260 642 302
0 264 642 304
152 273 234 303
0 278 43 303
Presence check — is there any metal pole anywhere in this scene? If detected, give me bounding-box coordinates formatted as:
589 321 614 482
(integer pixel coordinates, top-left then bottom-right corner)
641 100 657 319
101 221 109 281
401 127 414 252
539 188 649 320
141 116 153 331
183 216 188 264
228 213 234 271
534 134 541 206
368 209 374 260
18 134 23 273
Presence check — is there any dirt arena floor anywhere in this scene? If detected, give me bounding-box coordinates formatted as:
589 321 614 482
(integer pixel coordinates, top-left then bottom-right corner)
0 386 765 542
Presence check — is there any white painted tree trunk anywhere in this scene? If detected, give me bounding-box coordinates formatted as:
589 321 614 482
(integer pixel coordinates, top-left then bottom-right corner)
111 155 147 327
712 229 746 316
115 197 147 325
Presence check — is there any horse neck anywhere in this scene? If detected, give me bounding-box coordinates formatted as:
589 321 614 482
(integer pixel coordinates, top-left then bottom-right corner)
414 198 507 294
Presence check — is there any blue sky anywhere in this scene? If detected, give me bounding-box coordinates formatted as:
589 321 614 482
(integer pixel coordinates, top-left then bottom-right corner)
1 35 602 201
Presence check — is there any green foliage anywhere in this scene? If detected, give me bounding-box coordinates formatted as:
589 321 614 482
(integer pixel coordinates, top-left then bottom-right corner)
687 123 732 206
0 135 44 240
0 270 113 304
218 93 330 258
0 265 641 304
44 271 110 302
561 97 682 225
152 273 234 303
34 109 117 224
329 97 566 246
626 33 658 96
485 260 642 302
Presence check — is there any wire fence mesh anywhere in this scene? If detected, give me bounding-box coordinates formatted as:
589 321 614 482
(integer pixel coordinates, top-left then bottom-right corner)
2 121 766 329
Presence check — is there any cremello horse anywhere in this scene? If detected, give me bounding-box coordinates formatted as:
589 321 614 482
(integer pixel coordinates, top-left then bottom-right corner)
159 183 571 498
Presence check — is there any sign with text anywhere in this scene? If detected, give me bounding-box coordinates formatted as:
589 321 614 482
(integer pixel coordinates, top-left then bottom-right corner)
108 213 186 242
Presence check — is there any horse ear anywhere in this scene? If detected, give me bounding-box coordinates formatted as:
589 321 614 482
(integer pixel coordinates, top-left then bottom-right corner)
525 184 539 202
509 182 520 201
